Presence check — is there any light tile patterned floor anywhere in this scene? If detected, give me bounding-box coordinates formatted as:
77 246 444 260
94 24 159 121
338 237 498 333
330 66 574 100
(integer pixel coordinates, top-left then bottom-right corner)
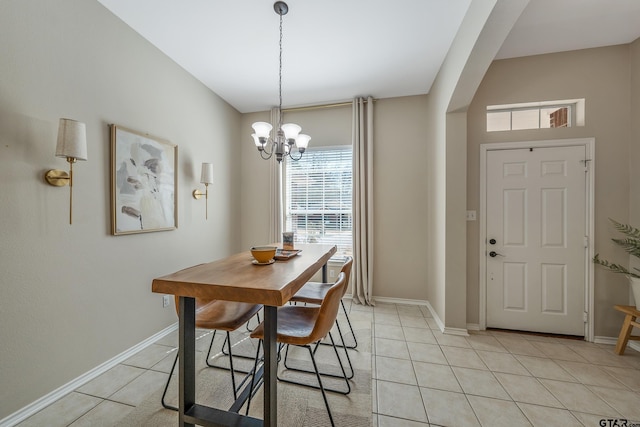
366 302 640 427
16 301 640 427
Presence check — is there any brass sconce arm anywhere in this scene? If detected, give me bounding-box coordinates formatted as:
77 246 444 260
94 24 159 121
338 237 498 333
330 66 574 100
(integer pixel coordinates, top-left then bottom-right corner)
45 157 79 224
45 118 87 226
192 183 208 200
193 162 213 220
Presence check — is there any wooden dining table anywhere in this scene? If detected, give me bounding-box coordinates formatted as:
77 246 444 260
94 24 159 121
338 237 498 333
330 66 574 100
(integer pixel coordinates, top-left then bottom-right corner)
152 243 337 427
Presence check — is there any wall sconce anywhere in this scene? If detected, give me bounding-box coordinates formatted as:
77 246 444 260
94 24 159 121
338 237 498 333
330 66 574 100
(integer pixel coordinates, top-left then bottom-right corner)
44 118 88 225
192 162 214 219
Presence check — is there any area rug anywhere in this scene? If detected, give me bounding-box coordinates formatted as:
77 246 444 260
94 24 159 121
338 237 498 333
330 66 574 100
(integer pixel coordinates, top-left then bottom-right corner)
118 327 372 427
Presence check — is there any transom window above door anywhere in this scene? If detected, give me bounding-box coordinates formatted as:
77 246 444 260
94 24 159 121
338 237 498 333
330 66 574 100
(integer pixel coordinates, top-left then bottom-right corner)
486 99 585 132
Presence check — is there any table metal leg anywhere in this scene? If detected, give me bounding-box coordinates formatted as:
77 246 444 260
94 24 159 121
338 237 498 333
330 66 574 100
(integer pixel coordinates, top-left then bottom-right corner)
179 296 196 427
322 264 328 283
263 306 278 427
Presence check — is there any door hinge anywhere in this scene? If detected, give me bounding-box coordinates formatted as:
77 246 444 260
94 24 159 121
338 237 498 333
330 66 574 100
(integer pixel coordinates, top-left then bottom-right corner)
583 311 588 323
584 236 589 248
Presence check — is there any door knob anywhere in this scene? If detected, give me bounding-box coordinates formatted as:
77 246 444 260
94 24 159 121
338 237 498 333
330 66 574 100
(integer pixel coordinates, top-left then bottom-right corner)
489 251 505 258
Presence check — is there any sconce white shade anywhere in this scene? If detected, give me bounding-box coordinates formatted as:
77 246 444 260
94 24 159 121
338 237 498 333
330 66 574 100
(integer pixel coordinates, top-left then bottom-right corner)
296 134 311 149
281 123 301 140
200 162 214 184
55 118 87 160
251 121 272 139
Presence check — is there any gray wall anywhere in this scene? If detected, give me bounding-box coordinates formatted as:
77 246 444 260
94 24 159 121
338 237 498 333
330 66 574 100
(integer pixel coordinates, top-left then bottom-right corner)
0 0 241 418
424 0 528 331
467 43 639 337
238 97 433 301
373 96 430 301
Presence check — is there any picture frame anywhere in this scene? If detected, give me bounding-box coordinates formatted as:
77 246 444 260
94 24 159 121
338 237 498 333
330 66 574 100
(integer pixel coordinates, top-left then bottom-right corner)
110 124 177 235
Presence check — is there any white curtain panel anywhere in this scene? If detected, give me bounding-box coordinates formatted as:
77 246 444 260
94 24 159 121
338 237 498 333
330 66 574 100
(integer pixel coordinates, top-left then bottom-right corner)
352 97 375 306
269 107 283 244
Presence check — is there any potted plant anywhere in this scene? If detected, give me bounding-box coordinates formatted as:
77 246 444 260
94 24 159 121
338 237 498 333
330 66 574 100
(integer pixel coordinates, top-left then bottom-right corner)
593 219 640 309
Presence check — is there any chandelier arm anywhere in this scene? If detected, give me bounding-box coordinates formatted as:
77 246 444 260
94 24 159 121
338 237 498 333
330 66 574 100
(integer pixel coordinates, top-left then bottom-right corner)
263 139 274 155
288 150 303 161
260 147 274 160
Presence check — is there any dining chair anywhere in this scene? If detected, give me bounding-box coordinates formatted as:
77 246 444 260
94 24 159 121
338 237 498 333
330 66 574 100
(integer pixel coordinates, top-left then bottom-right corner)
289 256 356 349
284 256 355 382
161 297 262 411
246 272 348 427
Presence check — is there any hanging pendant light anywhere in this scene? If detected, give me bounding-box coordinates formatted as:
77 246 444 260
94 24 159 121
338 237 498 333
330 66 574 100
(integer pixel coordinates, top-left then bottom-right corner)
251 1 310 163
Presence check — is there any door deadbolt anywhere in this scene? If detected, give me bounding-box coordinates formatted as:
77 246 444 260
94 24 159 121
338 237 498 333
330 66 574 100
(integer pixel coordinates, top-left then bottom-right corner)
489 239 496 245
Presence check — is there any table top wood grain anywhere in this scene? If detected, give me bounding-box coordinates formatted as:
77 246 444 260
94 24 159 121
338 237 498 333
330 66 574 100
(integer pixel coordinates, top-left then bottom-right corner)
152 244 337 307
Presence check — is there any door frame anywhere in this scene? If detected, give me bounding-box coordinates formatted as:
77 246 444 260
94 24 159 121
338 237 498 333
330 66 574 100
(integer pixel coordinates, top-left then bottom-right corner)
479 138 595 341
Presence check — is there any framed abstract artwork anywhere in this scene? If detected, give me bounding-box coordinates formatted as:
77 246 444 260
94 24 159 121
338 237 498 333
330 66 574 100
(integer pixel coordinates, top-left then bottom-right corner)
110 125 177 235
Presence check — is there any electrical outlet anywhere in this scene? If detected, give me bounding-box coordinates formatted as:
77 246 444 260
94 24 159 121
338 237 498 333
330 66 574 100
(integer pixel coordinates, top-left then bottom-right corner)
466 210 477 221
330 269 336 278
163 295 171 308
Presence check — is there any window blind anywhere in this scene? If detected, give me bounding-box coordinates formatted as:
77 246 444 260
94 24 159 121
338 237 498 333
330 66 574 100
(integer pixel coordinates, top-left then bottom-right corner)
285 147 353 257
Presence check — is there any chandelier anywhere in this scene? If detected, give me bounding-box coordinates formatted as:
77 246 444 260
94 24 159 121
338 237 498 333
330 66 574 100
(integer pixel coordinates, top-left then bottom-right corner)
251 1 310 163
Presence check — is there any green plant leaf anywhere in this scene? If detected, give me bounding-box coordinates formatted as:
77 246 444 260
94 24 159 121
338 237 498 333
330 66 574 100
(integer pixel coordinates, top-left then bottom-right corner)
611 238 640 258
593 220 640 279
610 219 640 239
593 252 640 278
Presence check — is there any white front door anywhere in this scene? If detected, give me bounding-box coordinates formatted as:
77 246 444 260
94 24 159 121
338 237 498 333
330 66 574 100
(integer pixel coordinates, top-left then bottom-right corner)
485 145 587 336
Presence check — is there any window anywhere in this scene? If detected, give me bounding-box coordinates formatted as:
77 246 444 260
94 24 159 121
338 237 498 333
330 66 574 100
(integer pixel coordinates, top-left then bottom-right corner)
285 146 352 258
486 99 584 132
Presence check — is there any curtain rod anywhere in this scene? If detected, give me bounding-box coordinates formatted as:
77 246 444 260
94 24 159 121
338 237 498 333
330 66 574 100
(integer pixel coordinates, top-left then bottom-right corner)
282 98 376 113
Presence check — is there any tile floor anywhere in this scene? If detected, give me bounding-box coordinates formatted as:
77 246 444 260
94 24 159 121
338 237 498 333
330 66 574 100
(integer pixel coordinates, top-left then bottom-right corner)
16 301 640 427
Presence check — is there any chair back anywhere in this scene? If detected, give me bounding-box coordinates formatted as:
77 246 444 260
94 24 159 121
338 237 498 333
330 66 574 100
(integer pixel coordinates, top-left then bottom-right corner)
307 272 347 343
339 256 353 298
173 295 216 316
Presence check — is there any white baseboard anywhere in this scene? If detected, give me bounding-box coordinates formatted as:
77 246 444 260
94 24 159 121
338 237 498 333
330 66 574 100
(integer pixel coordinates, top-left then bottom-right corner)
443 327 470 336
467 323 481 331
370 296 467 335
372 296 429 306
0 323 177 427
424 301 445 333
593 336 618 346
594 336 640 353
422 301 470 336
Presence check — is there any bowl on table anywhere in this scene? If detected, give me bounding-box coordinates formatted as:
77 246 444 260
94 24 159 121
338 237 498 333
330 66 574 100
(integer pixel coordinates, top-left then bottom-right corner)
250 246 277 264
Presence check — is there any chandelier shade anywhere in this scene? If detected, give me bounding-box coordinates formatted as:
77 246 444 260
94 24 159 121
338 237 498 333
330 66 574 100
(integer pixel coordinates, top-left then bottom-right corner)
281 123 301 141
251 122 272 141
251 1 310 163
295 134 311 150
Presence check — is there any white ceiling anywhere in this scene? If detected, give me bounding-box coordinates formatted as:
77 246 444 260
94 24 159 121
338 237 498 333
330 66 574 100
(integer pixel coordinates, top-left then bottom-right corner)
97 0 640 113
496 0 640 60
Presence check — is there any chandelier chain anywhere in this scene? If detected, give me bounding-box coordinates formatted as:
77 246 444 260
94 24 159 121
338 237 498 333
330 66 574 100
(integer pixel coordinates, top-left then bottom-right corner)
278 12 283 128
251 2 309 163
